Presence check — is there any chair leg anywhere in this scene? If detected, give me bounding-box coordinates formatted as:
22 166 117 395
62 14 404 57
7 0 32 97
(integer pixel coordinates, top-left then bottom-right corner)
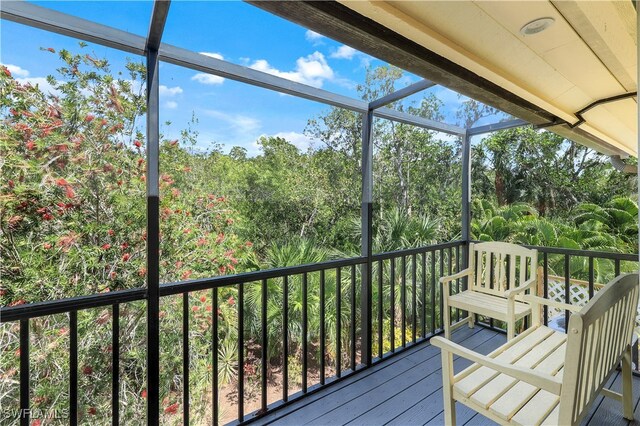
444 304 451 340
441 350 457 426
507 322 514 341
468 313 474 329
622 345 634 420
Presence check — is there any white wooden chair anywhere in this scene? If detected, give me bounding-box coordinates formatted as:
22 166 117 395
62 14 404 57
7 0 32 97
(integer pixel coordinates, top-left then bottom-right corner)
432 273 639 426
440 242 538 341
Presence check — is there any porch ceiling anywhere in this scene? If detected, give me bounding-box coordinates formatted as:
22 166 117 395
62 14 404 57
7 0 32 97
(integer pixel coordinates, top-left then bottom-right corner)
251 1 637 157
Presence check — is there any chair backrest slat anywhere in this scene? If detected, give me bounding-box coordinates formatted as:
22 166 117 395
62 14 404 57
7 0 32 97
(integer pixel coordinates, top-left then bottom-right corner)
469 242 537 300
559 273 639 425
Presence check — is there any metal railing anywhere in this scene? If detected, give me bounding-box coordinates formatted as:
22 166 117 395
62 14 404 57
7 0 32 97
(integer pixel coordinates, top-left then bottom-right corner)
3 241 637 425
0 241 464 425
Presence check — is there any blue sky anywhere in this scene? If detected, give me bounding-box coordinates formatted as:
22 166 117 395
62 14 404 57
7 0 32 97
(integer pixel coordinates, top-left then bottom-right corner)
1 1 476 154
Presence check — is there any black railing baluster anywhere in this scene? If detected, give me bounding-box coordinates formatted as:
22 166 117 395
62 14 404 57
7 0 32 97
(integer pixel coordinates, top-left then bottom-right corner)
20 319 29 426
439 249 444 330
112 304 119 426
390 258 395 352
401 256 406 348
564 255 570 327
282 276 288 401
377 260 383 359
411 253 417 344
320 270 326 385
430 251 436 333
261 278 268 409
212 288 219 426
421 252 426 338
238 284 244 422
350 265 356 370
615 259 621 277
336 267 342 377
70 311 78 426
302 273 308 391
587 257 594 299
543 252 549 326
183 293 190 426
455 245 460 322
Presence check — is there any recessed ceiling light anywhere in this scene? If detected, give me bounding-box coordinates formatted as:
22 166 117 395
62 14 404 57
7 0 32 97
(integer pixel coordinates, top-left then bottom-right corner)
520 17 555 36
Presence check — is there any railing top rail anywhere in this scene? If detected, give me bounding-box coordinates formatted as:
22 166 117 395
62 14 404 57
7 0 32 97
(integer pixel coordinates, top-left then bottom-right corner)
525 244 639 262
372 240 466 261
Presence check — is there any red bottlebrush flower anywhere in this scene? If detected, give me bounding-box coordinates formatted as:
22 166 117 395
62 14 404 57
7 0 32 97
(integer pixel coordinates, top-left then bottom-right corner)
31 420 42 426
216 233 225 244
15 348 21 357
85 114 94 122
55 178 68 187
164 402 179 415
182 228 190 234
138 267 147 277
120 242 129 250
0 289 6 296
65 185 75 198
175 261 184 268
172 188 180 197
102 244 111 250
121 253 131 262
191 306 199 312
43 243 52 250
109 271 117 279
25 141 35 151
169 139 178 146
8 179 14 189
87 407 97 415
226 218 234 225
58 327 68 336
9 299 26 307
108 229 115 236
134 140 142 148
140 175 146 182
227 296 235 306
205 305 212 312
181 270 192 280
46 47 55 53
197 238 206 247
42 213 53 221
200 295 207 303
218 265 227 274
100 119 107 127
245 241 253 247
137 158 144 166
117 180 123 186
141 389 147 399
2 66 11 77
82 365 93 375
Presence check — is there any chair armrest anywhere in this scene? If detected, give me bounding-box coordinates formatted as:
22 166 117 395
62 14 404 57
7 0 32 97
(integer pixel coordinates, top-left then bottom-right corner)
431 336 562 395
505 277 537 299
440 268 472 286
521 295 582 313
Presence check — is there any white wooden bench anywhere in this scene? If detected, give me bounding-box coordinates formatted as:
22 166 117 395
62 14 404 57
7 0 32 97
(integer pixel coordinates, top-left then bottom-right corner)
441 242 538 341
432 273 639 426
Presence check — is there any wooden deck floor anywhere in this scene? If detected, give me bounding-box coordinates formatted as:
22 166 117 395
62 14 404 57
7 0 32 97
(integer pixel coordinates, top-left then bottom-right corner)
253 326 640 426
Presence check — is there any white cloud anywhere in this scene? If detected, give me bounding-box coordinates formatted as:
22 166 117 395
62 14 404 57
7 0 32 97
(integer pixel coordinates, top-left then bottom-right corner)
159 85 183 97
305 30 324 44
268 131 316 151
202 109 261 133
249 52 334 88
191 73 225 85
330 45 357 60
1 63 30 78
164 101 178 109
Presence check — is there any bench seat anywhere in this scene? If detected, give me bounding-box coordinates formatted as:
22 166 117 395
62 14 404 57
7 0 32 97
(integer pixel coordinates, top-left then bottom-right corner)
453 326 564 425
448 290 531 322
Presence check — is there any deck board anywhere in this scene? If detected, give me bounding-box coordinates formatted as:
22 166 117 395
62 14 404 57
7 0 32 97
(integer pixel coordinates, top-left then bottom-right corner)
251 326 639 426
